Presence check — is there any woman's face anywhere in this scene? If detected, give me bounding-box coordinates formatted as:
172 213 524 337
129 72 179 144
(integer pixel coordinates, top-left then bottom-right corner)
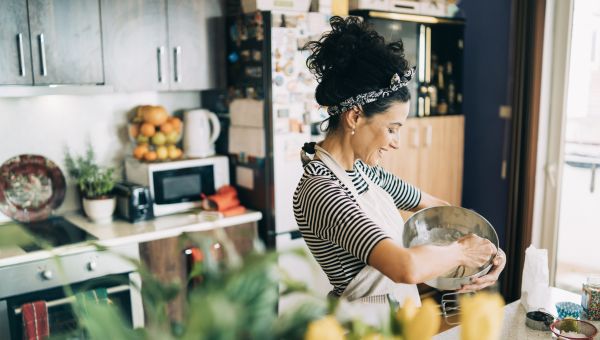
352 101 410 166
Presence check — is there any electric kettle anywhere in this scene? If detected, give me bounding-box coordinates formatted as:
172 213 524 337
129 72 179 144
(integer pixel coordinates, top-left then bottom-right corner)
183 109 221 158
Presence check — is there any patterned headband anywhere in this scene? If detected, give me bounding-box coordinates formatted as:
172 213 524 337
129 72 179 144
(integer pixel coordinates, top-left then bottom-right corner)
326 67 416 116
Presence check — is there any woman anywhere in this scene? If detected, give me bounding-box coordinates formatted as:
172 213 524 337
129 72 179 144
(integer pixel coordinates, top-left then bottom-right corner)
293 16 506 309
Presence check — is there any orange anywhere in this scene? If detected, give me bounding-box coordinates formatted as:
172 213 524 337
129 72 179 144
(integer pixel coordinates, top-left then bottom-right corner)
144 151 157 162
129 124 139 138
160 122 174 134
140 123 156 137
169 117 182 132
133 144 149 159
143 106 169 126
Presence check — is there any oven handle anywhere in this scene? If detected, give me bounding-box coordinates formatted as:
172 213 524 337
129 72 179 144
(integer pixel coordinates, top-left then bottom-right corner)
13 284 131 315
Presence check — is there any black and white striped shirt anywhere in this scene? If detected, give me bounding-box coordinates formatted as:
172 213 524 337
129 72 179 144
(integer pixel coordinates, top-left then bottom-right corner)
293 159 421 296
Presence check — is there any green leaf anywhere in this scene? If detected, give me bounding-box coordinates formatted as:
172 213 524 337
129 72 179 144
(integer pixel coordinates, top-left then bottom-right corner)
0 222 37 248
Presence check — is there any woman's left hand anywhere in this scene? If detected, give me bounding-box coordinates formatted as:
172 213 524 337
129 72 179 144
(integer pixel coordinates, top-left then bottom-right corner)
457 248 507 292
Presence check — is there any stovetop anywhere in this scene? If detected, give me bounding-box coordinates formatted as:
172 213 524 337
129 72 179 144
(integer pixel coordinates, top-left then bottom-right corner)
13 216 97 252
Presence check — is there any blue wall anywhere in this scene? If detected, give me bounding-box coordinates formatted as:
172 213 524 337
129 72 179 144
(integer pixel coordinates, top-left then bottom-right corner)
461 0 512 250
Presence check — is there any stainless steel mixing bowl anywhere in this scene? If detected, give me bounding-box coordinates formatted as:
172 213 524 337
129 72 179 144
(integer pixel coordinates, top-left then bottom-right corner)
402 206 499 290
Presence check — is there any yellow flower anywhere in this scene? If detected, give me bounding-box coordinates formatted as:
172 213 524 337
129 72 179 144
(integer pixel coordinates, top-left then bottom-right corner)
460 292 504 340
396 298 441 340
305 315 346 340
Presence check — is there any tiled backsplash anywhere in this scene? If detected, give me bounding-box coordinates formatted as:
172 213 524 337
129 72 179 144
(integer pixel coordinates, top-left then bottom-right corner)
0 91 201 220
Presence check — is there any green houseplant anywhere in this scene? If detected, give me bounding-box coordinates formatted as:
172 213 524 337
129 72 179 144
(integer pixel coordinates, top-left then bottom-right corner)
65 145 117 223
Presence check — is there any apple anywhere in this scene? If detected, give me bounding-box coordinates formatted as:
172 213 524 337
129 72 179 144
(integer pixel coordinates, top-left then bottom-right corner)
166 131 180 144
156 146 168 160
136 135 149 144
151 132 167 146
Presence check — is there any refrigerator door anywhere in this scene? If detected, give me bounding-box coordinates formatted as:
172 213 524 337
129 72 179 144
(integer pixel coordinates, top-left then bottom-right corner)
270 12 331 234
277 231 331 315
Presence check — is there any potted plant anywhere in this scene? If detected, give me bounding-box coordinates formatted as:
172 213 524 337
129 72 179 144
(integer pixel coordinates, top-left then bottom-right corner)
65 145 116 223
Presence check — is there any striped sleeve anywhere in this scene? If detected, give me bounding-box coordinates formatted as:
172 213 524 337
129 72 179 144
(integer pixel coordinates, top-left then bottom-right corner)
295 174 391 263
358 161 422 210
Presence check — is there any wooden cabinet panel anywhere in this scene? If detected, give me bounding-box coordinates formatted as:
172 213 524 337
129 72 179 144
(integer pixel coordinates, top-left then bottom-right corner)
380 115 464 207
28 0 104 85
418 115 464 206
101 0 169 92
0 0 32 85
380 117 421 187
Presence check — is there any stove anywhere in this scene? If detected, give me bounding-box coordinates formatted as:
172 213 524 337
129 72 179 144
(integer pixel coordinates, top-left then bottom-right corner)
17 216 97 252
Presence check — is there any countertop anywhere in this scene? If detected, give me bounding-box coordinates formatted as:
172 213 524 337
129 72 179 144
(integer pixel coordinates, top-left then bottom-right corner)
0 210 262 267
434 287 600 339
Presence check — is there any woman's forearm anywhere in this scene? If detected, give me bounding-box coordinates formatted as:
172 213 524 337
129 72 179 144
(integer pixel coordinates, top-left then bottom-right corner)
369 239 464 284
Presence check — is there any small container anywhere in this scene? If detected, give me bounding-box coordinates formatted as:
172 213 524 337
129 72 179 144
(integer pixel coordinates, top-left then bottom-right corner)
582 275 600 321
556 301 583 320
525 310 555 331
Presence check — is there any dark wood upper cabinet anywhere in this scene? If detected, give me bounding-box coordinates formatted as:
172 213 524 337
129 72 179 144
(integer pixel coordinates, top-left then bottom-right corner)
101 0 215 92
28 0 104 85
0 1 33 85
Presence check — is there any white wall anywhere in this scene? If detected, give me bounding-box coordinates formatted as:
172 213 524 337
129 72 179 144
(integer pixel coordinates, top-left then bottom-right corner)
0 91 201 220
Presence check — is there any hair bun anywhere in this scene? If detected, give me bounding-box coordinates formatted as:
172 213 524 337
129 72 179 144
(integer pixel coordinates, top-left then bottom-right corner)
304 16 408 107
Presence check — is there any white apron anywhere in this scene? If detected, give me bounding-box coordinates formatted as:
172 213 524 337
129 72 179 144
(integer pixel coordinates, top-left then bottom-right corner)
314 146 420 321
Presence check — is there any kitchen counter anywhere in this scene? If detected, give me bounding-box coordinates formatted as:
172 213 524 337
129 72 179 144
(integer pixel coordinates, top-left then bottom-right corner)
434 287 600 339
0 210 262 267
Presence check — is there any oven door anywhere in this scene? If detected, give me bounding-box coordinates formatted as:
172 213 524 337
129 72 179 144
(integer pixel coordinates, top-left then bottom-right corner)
0 272 143 340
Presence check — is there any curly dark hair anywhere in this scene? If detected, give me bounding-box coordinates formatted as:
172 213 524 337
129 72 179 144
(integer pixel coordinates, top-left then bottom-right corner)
304 16 411 133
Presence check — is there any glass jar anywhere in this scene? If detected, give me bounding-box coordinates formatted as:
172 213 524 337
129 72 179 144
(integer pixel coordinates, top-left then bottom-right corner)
582 275 600 320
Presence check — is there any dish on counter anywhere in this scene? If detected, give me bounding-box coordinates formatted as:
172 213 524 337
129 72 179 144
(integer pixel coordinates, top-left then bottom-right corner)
550 319 598 339
0 154 66 222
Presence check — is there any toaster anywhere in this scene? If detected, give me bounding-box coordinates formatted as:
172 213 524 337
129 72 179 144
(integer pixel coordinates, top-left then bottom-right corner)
114 181 154 223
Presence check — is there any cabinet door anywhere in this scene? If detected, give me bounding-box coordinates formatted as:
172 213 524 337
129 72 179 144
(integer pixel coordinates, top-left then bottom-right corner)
0 0 32 85
28 0 103 85
166 0 216 90
101 0 169 92
418 115 464 205
380 117 421 188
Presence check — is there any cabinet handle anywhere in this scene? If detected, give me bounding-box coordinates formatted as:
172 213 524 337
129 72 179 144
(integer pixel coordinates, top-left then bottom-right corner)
38 33 47 76
174 46 181 82
410 127 419 148
17 33 26 77
424 124 433 147
157 46 164 83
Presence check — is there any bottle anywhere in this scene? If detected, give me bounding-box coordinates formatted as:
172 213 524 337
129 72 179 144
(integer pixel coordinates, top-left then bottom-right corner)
436 64 448 115
428 54 438 113
446 61 456 114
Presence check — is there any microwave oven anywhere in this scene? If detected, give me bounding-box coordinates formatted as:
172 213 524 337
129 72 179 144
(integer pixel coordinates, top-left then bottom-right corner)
125 156 229 216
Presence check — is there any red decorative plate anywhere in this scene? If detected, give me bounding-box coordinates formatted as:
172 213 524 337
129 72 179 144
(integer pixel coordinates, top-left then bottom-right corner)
0 155 66 222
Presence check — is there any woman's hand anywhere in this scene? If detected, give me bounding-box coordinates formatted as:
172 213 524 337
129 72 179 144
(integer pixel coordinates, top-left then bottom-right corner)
457 234 497 268
457 248 507 292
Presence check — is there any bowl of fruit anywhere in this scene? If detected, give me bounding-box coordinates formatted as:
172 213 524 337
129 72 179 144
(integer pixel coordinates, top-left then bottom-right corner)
128 105 184 162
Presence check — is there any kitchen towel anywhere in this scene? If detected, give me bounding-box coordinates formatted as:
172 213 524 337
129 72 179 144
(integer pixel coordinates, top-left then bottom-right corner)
21 300 49 340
